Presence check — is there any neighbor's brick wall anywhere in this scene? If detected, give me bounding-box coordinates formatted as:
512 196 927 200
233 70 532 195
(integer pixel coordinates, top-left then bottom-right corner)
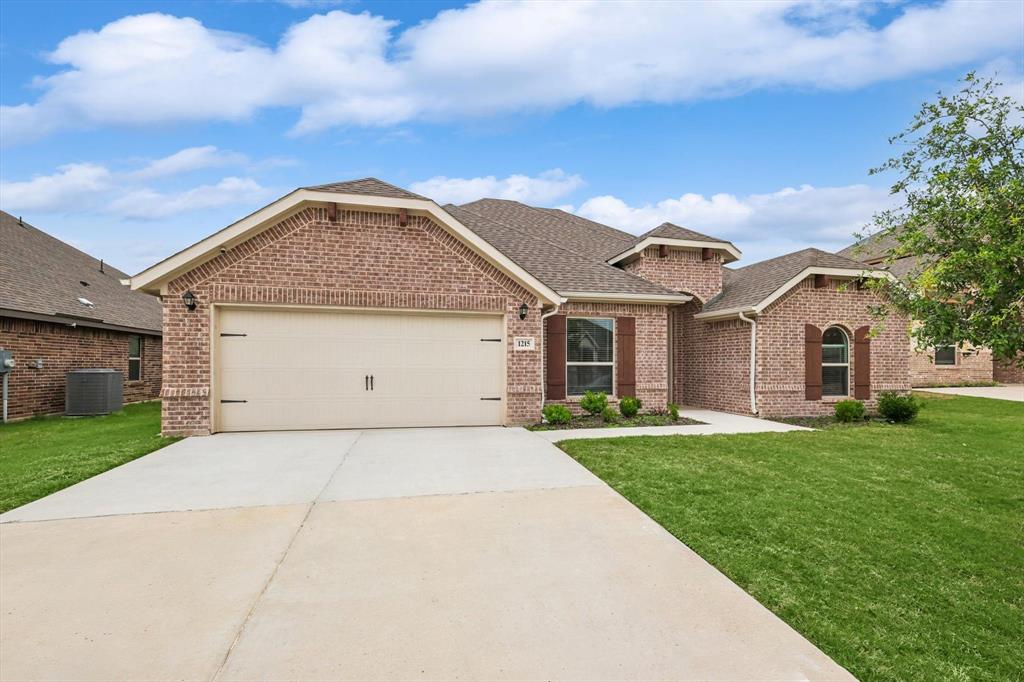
161 206 542 436
755 278 910 417
0 316 161 420
673 300 752 414
622 247 723 303
909 344 993 386
542 302 669 415
993 356 1024 383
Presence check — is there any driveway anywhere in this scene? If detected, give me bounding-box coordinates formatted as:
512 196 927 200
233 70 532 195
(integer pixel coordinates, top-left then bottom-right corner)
916 384 1024 402
1 427 851 681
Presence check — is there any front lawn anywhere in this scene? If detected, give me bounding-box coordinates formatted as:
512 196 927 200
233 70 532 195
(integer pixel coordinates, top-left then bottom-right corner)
560 395 1023 682
0 401 178 513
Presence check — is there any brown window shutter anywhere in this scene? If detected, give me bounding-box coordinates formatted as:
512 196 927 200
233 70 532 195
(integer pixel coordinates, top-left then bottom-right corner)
546 315 567 400
854 326 871 399
617 317 637 398
805 324 822 400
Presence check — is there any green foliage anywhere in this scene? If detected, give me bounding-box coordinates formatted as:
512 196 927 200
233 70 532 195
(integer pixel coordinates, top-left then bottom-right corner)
834 399 865 423
668 402 680 421
619 396 642 418
542 404 572 425
600 406 619 423
877 392 921 423
579 390 608 416
865 73 1024 365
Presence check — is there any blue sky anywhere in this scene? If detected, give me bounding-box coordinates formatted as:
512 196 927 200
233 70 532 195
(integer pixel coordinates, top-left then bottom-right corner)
1 0 1021 274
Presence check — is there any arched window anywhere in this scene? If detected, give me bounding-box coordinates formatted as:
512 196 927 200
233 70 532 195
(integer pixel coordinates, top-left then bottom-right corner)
821 327 849 396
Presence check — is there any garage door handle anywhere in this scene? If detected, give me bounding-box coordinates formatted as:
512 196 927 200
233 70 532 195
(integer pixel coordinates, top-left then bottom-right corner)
370 375 374 391
365 375 368 391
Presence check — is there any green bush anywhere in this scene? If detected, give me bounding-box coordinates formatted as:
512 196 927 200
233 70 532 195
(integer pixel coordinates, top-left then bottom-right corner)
542 404 572 425
619 397 642 418
601 406 619 423
878 392 920 423
668 402 680 421
834 399 865 423
579 391 608 416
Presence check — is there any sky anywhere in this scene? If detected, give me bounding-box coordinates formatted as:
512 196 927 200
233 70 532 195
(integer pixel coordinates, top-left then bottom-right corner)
1 0 1021 275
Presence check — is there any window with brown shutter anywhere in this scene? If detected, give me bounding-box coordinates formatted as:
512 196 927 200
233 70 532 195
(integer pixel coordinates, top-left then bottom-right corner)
546 315 567 400
854 326 871 399
616 317 636 398
805 324 822 400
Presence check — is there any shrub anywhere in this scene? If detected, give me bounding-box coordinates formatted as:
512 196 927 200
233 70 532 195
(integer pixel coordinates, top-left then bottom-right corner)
601 406 619 423
834 399 865 423
579 390 608 416
619 397 642 418
542 404 572 425
668 402 680 421
878 392 920 423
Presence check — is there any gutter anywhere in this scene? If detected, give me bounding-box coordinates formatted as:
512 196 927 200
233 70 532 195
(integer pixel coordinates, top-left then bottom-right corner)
738 311 758 415
539 301 565 405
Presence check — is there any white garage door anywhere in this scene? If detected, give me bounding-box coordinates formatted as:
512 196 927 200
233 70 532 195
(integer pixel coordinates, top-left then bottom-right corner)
215 307 504 432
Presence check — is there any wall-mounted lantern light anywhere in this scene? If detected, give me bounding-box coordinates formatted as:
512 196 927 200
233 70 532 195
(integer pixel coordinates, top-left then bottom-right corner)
182 290 198 311
518 302 529 320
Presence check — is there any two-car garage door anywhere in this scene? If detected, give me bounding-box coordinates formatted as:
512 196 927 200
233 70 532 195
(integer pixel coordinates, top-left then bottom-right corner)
215 307 504 432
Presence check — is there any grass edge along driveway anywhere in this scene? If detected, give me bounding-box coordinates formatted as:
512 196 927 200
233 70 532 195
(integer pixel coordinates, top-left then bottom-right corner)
0 401 178 513
560 395 1023 682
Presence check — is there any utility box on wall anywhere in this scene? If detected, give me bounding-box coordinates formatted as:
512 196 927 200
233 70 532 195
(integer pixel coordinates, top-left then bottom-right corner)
66 369 123 416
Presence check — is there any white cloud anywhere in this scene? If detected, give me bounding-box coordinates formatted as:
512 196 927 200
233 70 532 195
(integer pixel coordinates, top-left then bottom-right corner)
131 145 248 179
0 163 111 211
574 183 899 263
2 1 1020 142
410 169 584 205
108 177 270 219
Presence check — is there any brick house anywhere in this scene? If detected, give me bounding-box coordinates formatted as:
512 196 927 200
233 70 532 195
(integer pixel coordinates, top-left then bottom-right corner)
129 179 909 436
0 211 163 420
838 232 1022 386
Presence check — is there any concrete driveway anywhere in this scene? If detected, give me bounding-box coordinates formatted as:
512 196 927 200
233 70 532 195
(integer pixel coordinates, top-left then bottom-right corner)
1 427 851 681
916 384 1024 402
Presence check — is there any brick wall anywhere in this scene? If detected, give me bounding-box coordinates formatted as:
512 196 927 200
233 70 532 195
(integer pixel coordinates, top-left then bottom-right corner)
0 316 161 420
161 206 542 436
909 344 993 386
543 302 669 415
673 301 752 414
755 279 910 417
622 247 723 303
993 356 1024 384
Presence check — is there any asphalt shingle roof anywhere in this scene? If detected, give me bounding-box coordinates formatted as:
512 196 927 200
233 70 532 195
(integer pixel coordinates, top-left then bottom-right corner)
837 230 925 281
639 222 732 245
0 211 162 333
704 248 872 313
303 177 428 201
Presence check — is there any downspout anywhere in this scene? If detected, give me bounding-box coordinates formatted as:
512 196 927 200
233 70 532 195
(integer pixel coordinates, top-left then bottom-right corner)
539 301 564 405
738 311 758 415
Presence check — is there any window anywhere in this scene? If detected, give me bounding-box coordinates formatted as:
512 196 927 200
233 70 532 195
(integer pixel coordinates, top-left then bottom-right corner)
128 335 142 381
567 318 614 395
934 345 956 366
821 326 849 396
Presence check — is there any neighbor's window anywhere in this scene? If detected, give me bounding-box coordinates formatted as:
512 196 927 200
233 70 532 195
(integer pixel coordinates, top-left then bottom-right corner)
934 345 957 366
821 326 849 397
128 335 142 381
567 318 614 395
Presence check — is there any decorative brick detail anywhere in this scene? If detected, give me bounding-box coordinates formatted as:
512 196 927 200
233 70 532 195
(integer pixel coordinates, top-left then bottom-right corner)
622 247 723 303
754 278 910 416
543 301 669 414
160 208 541 435
909 344 994 386
0 316 161 420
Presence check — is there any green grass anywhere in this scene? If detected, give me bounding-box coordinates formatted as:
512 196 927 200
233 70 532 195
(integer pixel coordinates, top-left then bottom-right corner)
0 401 178 513
560 395 1023 682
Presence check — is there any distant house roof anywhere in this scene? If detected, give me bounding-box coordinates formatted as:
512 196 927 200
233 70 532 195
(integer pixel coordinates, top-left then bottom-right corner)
0 211 162 333
701 248 880 315
302 177 427 201
837 230 925 280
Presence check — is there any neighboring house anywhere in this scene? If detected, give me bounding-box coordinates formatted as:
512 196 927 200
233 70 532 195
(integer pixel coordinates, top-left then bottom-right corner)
0 211 163 420
837 232 1021 386
129 178 909 436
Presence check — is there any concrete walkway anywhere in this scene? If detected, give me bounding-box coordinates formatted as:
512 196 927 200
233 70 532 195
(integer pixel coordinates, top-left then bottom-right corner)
533 407 810 442
1 426 851 681
916 384 1024 402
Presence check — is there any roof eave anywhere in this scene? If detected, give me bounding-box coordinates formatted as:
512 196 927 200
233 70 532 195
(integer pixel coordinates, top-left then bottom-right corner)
560 291 692 304
606 237 742 266
128 190 562 306
0 308 162 335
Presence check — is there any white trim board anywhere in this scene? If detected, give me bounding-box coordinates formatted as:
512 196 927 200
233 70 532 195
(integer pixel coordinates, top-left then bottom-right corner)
606 236 742 266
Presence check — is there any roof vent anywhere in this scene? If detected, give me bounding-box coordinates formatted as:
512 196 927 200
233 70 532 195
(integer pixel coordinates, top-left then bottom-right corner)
80 280 90 287
77 297 95 307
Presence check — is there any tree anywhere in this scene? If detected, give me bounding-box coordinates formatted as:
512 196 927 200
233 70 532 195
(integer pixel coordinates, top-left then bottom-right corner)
864 73 1023 364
